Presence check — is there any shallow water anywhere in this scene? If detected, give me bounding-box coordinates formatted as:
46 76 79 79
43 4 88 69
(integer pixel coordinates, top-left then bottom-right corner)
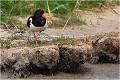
1 63 119 79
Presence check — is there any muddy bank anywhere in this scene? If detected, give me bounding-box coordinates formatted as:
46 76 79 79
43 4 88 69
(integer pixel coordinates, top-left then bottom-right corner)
0 37 119 79
28 63 119 79
90 37 119 64
0 44 91 78
1 63 119 79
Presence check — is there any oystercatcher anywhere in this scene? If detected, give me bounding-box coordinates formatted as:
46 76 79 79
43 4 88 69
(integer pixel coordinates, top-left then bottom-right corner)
27 9 51 45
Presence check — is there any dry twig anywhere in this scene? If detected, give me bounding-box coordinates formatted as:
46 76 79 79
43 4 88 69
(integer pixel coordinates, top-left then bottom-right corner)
62 0 81 31
47 0 51 14
112 8 120 15
0 21 14 33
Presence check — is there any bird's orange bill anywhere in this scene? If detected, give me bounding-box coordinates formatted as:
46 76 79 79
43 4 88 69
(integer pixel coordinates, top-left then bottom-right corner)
42 14 52 23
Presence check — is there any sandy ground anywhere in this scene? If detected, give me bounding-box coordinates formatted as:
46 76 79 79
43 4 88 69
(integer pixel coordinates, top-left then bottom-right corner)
0 6 120 79
0 28 12 40
43 6 119 38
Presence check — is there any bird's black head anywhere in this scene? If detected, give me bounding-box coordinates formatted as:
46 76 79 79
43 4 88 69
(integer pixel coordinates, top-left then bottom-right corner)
33 9 44 17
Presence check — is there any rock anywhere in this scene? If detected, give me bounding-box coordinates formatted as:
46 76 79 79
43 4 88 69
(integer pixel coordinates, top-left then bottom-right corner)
58 45 87 71
30 45 60 69
11 47 30 78
0 44 90 78
0 46 60 78
12 59 30 78
91 37 119 63
77 44 92 61
0 48 18 73
0 47 31 78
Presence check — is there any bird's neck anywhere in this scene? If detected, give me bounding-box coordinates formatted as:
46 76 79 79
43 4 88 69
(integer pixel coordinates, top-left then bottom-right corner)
33 14 41 19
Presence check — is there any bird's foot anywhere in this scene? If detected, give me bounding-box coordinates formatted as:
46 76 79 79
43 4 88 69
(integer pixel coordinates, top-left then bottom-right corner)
34 40 41 47
35 40 38 47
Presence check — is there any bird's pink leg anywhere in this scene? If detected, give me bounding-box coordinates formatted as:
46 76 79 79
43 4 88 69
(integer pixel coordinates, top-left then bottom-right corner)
33 33 37 40
33 33 38 46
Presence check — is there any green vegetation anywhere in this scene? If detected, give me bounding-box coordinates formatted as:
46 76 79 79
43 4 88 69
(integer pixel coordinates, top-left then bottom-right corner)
0 1 104 16
87 32 119 44
1 0 118 32
27 37 76 47
0 37 79 48
0 31 119 48
0 1 119 49
0 39 11 49
94 32 119 37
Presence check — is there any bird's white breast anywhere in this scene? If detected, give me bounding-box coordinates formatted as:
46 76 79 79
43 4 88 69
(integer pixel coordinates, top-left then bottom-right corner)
29 18 48 32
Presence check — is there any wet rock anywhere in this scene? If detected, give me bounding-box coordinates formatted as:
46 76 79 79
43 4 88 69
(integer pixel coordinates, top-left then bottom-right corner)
11 48 30 78
58 45 87 71
30 45 60 69
1 46 59 78
77 44 92 61
0 48 18 73
90 37 119 63
12 60 30 78
0 44 90 78
0 47 31 78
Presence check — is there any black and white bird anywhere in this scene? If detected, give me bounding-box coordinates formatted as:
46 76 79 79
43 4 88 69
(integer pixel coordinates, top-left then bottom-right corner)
27 9 51 42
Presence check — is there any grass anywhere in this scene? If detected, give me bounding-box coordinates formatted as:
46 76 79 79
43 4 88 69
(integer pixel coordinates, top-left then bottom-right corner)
50 13 86 28
86 32 119 44
0 39 11 49
1 1 114 16
0 36 83 48
26 37 80 47
1 0 119 32
94 32 119 37
0 1 119 49
0 31 119 49
1 14 27 33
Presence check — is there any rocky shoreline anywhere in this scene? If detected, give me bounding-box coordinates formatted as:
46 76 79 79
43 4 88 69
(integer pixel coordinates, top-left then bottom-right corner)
0 37 119 79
